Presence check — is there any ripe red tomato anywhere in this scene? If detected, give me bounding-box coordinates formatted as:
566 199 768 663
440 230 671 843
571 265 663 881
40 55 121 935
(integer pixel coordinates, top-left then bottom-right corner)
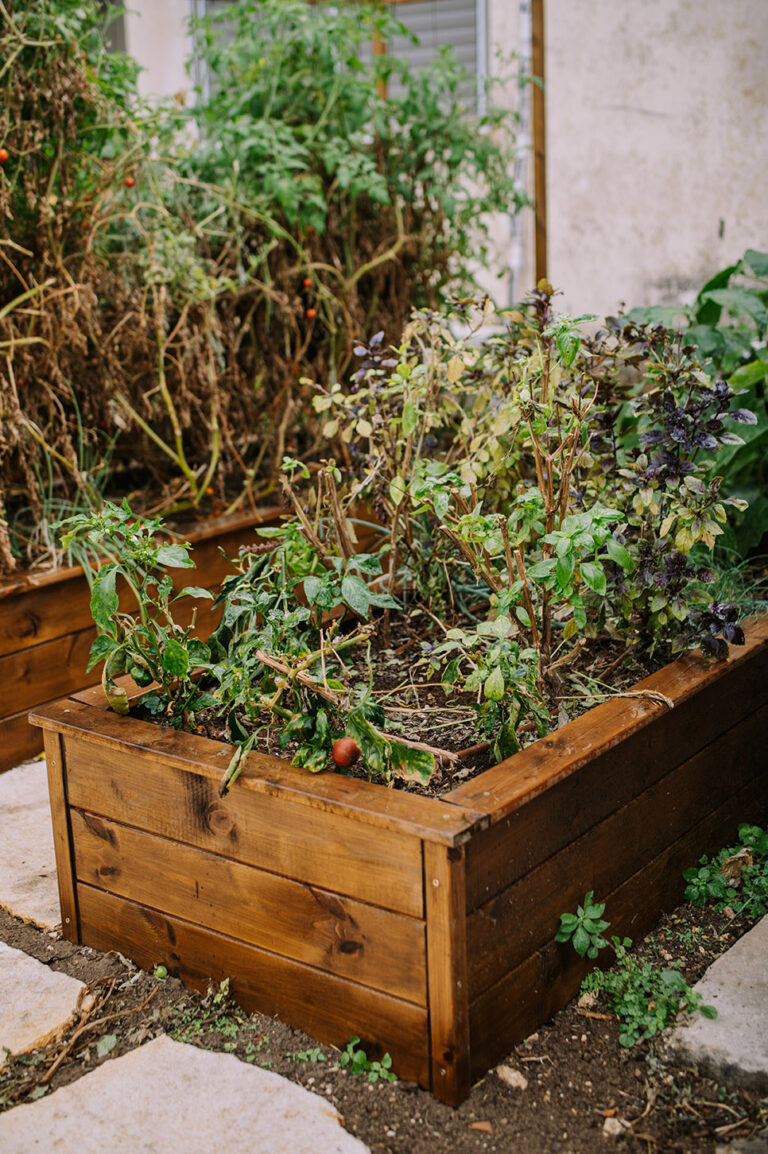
332 737 360 767
124 175 135 188
0 148 8 164
302 277 312 288
306 307 317 319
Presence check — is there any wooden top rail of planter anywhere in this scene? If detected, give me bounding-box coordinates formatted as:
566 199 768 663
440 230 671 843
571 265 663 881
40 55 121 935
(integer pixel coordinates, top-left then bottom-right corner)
0 507 282 772
29 617 768 1105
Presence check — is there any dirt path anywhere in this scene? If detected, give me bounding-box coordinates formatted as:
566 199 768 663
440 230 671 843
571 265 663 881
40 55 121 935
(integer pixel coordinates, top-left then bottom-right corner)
2 899 766 1152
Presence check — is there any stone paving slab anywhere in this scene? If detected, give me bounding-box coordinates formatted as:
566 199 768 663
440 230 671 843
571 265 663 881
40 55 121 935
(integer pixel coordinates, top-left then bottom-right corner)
0 759 59 929
0 941 84 1070
667 916 768 1094
0 1034 370 1153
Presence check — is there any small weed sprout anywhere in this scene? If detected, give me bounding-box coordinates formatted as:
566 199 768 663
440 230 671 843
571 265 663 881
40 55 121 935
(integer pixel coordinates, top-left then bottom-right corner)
339 1037 397 1083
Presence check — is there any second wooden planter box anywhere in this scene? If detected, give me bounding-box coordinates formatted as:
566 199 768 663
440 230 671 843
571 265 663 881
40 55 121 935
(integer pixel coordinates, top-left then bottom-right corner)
0 509 279 772
30 620 768 1104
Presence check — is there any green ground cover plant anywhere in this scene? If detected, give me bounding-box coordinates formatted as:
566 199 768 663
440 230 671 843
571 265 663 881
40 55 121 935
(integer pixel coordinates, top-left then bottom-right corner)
61 286 764 788
557 892 716 1048
683 823 768 920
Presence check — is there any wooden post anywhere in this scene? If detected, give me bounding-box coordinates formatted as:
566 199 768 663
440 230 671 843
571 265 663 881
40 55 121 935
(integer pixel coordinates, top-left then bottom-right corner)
424 841 470 1106
43 731 79 941
531 0 547 281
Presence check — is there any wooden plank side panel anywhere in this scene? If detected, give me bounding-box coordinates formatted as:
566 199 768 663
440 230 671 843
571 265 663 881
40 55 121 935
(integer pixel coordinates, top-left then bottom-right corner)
77 885 430 1088
71 811 427 1006
29 699 484 847
62 734 425 917
467 771 768 1081
463 641 768 908
42 731 79 941
424 842 471 1106
0 708 44 773
466 704 767 998
449 620 768 823
0 507 281 658
1 628 99 719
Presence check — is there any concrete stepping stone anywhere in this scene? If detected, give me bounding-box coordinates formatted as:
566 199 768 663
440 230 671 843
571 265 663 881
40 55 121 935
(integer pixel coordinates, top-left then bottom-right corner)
0 941 84 1069
0 1034 370 1153
0 759 59 929
667 916 768 1093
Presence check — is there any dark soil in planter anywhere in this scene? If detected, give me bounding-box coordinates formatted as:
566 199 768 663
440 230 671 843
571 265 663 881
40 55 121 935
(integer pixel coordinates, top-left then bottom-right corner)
1 899 765 1152
154 614 664 798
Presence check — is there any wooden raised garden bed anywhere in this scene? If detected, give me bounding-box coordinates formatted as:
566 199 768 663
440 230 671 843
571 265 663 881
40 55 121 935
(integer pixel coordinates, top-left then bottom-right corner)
0 509 279 772
30 619 768 1104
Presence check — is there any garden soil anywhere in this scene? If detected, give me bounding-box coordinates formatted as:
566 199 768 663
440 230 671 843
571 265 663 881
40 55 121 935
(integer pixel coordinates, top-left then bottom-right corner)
1 902 765 1153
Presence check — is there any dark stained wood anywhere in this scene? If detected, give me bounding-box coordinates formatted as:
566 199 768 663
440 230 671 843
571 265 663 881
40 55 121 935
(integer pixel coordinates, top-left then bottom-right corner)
63 735 425 917
0 707 47 768
71 810 427 1005
447 619 768 823
0 508 280 658
1 628 99 719
424 841 471 1106
467 771 768 1081
30 698 486 847
77 884 431 1088
463 642 768 909
466 704 767 998
42 731 79 941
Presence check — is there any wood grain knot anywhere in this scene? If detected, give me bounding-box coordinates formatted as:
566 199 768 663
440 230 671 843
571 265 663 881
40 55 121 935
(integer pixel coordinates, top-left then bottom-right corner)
205 804 234 835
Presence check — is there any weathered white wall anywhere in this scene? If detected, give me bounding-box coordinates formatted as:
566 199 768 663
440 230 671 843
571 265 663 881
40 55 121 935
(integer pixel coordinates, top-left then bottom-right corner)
544 0 768 316
123 0 195 101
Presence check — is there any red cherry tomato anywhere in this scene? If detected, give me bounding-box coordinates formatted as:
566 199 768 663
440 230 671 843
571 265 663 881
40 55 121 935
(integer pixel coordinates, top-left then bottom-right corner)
332 737 360 767
124 176 135 188
0 148 8 164
303 277 312 288
306 307 317 319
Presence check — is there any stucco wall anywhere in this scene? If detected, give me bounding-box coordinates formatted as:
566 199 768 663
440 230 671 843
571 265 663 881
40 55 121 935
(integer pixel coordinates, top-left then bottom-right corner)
544 0 768 316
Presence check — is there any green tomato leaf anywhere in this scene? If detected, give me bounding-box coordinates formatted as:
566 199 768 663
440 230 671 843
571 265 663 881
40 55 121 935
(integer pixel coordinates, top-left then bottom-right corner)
390 742 435 784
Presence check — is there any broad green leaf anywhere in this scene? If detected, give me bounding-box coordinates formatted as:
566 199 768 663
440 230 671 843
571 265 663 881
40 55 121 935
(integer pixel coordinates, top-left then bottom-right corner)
87 634 117 672
156 544 194 568
484 666 505 701
744 248 768 277
389 475 406 508
605 538 633 570
580 561 607 595
162 638 189 677
187 638 211 666
90 566 119 631
341 574 371 618
555 553 575 590
175 585 214 601
302 575 323 605
402 401 419 436
390 742 435 784
702 288 767 331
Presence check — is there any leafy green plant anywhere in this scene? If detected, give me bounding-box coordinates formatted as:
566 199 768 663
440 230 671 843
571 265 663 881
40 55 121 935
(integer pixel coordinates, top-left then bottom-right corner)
59 501 216 721
581 939 716 1048
625 249 768 556
338 1036 397 1084
554 891 611 959
684 824 768 920
557 893 716 1046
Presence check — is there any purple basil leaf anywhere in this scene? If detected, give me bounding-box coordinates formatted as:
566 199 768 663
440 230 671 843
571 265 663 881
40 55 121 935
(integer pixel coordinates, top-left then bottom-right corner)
729 408 758 424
